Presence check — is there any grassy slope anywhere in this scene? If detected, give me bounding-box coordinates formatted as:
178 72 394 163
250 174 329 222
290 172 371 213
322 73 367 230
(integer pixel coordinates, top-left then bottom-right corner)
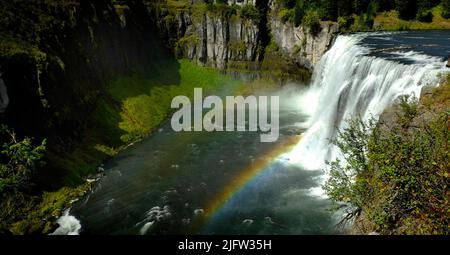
107 60 242 143
374 6 450 31
9 59 246 234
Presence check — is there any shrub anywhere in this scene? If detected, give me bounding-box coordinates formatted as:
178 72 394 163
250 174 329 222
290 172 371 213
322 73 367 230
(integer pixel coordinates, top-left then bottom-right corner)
324 89 450 234
416 9 433 22
337 16 355 31
278 8 293 22
277 0 296 9
323 118 375 226
302 10 321 35
0 125 47 233
292 1 306 26
240 4 260 20
442 0 450 19
395 0 418 20
0 125 46 194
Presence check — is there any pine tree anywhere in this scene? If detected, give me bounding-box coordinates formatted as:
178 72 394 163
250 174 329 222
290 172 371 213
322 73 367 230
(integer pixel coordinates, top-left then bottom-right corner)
442 0 450 19
353 0 370 14
395 0 417 20
321 0 338 20
336 0 353 17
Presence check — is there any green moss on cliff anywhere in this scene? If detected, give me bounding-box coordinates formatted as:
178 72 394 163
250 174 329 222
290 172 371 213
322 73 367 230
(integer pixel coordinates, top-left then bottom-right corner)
104 59 242 143
260 40 311 82
9 183 92 234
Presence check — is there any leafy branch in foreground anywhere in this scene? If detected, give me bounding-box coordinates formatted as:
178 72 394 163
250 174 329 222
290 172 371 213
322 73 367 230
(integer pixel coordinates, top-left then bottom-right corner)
323 118 376 227
0 125 47 233
0 125 46 194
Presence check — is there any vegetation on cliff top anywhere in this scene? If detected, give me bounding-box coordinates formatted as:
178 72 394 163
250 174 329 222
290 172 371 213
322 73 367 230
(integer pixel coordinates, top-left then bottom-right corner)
160 0 261 20
324 74 450 234
373 5 450 30
276 0 450 32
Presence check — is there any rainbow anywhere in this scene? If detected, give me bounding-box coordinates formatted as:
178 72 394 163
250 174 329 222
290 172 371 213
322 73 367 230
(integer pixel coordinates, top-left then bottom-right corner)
203 134 302 220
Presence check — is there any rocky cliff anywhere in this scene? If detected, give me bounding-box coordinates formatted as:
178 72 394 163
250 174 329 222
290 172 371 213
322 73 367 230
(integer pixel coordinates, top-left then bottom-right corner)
269 17 338 69
148 3 260 69
146 1 338 73
0 0 175 187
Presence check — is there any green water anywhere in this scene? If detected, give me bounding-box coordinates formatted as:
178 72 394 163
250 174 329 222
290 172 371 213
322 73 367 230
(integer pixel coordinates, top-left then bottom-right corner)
70 85 340 234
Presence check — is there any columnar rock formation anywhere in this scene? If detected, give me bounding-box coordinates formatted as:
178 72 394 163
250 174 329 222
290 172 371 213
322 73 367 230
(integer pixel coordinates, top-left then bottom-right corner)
146 1 338 71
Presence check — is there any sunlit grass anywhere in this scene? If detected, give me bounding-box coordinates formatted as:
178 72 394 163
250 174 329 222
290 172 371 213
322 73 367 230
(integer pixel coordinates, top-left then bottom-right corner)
107 59 243 143
374 6 450 31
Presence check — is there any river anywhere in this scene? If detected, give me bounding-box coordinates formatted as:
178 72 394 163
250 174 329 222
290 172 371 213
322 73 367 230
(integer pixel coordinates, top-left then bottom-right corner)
53 30 450 235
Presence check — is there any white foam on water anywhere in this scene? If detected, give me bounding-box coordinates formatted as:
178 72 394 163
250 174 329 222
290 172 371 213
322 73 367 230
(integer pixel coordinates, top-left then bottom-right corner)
139 221 154 235
50 209 81 235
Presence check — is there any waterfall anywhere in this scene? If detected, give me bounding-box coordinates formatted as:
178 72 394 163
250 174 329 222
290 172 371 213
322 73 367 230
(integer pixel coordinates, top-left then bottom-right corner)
286 33 446 171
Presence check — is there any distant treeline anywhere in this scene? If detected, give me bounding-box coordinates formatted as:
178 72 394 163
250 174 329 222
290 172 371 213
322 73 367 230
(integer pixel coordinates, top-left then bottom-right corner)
276 0 450 24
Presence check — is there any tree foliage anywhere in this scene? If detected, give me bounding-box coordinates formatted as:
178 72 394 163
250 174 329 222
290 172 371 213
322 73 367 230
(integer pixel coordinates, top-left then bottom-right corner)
0 125 47 233
240 4 261 20
324 118 375 225
442 0 450 19
0 125 46 194
302 10 322 35
324 92 450 234
276 0 446 27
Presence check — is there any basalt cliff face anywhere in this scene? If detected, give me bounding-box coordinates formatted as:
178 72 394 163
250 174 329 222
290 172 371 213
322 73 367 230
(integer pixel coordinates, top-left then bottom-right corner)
148 4 260 69
146 1 338 72
0 0 175 187
269 17 338 69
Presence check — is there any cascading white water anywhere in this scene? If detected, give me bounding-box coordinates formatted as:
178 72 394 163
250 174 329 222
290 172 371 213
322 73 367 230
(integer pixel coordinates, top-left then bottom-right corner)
50 209 81 235
285 33 446 172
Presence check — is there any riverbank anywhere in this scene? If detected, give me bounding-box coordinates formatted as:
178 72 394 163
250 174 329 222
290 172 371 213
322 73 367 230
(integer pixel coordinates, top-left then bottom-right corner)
5 59 240 234
373 6 450 31
1 0 449 235
337 7 450 32
0 0 308 234
339 73 450 235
